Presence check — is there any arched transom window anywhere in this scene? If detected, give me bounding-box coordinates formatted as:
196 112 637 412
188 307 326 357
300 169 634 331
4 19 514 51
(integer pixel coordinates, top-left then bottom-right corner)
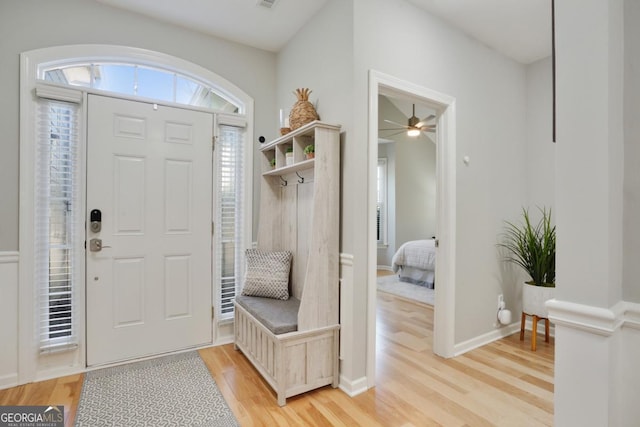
41 62 240 112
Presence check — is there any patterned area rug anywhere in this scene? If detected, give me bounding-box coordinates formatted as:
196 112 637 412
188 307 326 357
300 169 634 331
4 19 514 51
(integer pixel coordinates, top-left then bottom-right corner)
75 351 238 427
377 274 435 305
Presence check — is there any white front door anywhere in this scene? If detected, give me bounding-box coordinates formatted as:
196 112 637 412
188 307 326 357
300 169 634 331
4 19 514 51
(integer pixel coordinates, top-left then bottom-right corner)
86 95 213 366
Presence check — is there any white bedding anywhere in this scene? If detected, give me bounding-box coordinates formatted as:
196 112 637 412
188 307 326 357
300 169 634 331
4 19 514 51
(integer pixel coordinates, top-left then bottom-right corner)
391 239 436 288
392 239 436 273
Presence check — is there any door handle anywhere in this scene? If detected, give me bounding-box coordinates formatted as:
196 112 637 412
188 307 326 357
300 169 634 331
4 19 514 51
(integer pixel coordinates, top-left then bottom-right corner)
89 238 111 252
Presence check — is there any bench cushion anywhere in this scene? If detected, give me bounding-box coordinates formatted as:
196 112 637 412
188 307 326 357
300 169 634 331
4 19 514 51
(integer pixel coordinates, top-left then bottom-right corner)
235 295 299 335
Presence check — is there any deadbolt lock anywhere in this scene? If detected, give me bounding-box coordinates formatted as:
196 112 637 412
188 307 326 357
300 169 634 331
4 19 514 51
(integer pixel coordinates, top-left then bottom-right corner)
90 209 102 233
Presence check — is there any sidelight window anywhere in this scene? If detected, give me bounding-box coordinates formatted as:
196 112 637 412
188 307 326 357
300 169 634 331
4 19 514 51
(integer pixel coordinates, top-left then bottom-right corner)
35 98 80 351
215 125 245 321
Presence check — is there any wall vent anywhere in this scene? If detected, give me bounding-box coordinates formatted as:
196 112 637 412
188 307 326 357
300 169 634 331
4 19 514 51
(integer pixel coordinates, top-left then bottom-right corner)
257 0 279 9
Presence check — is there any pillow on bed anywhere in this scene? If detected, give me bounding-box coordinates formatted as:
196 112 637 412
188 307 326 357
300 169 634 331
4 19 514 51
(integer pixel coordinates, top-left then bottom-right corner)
242 249 292 300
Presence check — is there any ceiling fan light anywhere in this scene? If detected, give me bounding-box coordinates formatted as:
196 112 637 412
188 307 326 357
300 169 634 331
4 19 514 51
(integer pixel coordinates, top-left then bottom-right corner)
407 128 420 137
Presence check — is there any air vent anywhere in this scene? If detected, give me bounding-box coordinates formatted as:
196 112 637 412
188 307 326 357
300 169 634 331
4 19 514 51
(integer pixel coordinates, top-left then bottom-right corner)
257 0 279 9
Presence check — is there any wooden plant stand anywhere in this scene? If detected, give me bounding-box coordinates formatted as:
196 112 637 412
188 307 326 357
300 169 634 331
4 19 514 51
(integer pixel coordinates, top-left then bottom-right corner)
520 312 549 351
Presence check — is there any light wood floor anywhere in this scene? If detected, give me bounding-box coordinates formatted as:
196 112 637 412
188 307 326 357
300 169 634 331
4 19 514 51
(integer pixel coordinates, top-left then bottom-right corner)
0 293 554 426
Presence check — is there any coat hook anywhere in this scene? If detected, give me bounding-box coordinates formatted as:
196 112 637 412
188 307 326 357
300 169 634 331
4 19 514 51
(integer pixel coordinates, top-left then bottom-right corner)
296 172 304 184
279 176 288 186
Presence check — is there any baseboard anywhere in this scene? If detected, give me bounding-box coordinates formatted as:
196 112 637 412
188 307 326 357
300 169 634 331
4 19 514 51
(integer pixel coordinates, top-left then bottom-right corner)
0 373 18 390
376 265 393 272
213 336 234 346
454 322 520 356
35 366 85 384
338 375 368 397
454 313 559 356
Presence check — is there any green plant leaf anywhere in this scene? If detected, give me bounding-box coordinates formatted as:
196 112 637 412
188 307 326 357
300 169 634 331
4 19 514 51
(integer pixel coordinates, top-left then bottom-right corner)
498 207 555 286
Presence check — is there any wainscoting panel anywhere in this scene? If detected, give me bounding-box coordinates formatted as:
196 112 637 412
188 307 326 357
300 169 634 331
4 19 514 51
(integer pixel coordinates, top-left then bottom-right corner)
620 303 640 426
547 299 639 426
337 253 368 396
0 252 19 389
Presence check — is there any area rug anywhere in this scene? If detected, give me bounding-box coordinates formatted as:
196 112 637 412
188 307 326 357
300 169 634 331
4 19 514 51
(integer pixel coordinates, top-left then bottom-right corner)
377 274 434 305
75 351 238 427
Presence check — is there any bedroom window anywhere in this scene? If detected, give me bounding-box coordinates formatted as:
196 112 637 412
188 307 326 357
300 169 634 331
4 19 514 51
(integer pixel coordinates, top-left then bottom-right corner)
377 158 388 246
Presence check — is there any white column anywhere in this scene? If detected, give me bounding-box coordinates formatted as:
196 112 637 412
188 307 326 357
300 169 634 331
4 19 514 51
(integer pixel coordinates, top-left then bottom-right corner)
552 0 624 425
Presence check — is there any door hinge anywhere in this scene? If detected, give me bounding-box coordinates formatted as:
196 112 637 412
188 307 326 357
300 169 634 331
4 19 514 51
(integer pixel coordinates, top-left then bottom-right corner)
212 136 217 151
212 221 215 235
212 306 215 320
435 239 439 248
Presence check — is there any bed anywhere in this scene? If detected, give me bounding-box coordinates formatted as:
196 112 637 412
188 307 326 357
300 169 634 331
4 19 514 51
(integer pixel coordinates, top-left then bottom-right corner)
391 239 436 288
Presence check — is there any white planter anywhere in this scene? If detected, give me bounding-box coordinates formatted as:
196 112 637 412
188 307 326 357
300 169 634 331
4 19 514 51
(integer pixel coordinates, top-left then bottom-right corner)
522 282 555 318
285 152 294 166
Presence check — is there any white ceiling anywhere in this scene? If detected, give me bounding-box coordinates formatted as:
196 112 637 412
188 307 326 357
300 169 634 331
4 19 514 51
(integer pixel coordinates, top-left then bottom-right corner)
406 0 552 64
96 0 551 64
95 0 331 52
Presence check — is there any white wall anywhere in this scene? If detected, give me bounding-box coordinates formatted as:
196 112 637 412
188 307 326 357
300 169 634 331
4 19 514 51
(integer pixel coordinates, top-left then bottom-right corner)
620 0 640 424
377 96 436 267
276 0 354 254
623 0 640 304
384 101 437 248
0 0 277 385
526 57 555 209
277 0 529 385
353 0 528 349
0 0 278 251
395 136 436 246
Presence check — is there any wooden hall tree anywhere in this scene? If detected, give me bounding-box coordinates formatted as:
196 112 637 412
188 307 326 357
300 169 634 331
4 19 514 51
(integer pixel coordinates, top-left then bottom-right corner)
234 121 341 405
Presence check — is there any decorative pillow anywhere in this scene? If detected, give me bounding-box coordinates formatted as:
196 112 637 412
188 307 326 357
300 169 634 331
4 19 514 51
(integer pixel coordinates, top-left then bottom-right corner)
241 249 292 300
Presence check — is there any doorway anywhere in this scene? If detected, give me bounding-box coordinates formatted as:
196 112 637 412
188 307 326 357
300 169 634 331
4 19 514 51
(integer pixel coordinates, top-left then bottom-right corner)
85 95 214 366
367 70 457 385
18 45 254 385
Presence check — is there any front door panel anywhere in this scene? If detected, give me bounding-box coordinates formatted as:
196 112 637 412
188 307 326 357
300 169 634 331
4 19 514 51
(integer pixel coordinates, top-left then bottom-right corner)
86 95 213 366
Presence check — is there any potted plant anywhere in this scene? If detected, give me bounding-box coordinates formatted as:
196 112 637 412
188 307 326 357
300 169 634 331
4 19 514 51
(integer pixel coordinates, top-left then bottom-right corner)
285 146 294 166
270 157 276 169
499 207 555 318
304 144 315 160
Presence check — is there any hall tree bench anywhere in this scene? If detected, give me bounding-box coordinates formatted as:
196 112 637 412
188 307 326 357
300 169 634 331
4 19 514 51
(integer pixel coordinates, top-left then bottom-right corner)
234 121 341 406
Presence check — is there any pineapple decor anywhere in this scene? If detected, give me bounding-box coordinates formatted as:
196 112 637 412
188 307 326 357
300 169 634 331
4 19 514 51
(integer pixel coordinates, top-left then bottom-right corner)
289 88 319 130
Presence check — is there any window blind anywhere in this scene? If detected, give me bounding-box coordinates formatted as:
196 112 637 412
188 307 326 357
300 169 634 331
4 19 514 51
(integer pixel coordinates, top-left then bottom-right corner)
35 99 79 351
215 124 245 321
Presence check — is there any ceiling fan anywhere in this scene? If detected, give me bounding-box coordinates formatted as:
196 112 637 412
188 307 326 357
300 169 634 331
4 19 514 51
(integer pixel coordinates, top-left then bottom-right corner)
380 104 436 137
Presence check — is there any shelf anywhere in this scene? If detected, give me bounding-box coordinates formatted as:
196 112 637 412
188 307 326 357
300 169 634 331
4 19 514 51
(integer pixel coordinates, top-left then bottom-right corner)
263 158 314 176
260 120 341 152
